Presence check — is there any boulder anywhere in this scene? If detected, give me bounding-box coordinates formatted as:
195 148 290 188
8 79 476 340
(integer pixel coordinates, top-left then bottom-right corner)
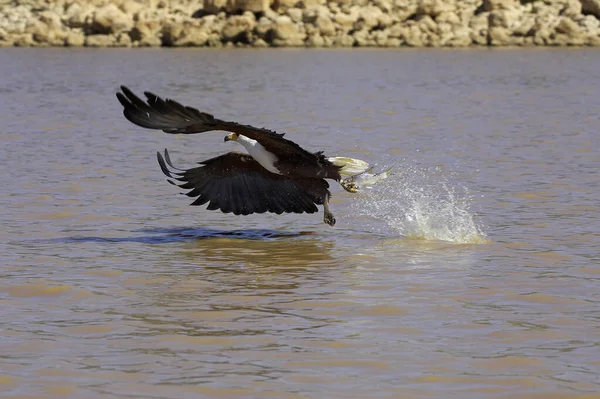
27 10 66 45
169 20 211 46
272 15 304 40
354 5 382 30
65 29 85 46
130 20 162 46
64 2 95 29
418 0 455 17
85 34 117 47
254 16 274 38
232 0 272 13
222 13 255 42
90 4 133 34
204 0 272 14
581 0 600 19
203 0 228 14
119 1 146 16
306 32 324 46
286 7 303 23
252 37 269 46
332 12 358 33
314 15 335 36
404 25 424 46
481 0 519 12
331 33 355 47
13 33 36 47
273 0 299 11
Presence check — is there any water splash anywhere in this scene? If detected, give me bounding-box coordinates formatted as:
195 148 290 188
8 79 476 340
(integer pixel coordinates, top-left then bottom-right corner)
349 161 487 244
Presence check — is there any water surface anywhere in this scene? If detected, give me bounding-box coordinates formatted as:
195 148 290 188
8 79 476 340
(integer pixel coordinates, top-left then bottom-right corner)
1 48 599 398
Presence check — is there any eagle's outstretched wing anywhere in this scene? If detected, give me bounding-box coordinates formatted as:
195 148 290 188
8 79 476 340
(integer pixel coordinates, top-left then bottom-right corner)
157 149 330 216
117 86 318 162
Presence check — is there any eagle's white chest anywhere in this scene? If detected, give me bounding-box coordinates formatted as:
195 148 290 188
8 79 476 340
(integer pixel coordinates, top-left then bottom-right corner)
236 135 281 174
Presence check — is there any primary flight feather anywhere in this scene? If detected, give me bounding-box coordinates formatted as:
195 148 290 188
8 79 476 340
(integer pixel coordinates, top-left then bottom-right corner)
117 86 372 226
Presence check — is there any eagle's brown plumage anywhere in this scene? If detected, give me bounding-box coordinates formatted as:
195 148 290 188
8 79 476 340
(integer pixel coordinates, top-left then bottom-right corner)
117 86 344 225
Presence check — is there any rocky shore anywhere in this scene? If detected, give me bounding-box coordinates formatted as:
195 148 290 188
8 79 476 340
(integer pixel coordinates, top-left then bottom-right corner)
1 0 600 47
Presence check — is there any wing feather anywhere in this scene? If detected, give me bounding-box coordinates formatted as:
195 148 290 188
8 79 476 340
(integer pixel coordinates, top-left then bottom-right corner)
118 87 332 173
156 151 330 216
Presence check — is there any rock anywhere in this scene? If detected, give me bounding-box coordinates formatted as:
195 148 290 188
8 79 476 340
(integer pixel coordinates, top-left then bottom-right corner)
436 11 461 25
374 0 393 13
119 0 145 16
273 15 304 41
162 21 185 46
488 26 511 45
300 0 326 9
513 15 535 36
418 0 454 17
90 4 133 34
65 29 85 46
27 10 66 45
581 0 600 19
222 13 255 42
254 16 274 39
353 28 373 46
232 0 272 13
85 34 116 47
130 20 162 47
64 3 94 29
286 7 303 23
405 25 424 46
174 21 210 46
306 32 324 46
205 0 272 13
13 33 35 47
252 37 269 47
116 32 132 47
418 15 438 33
315 15 335 36
488 9 523 30
273 0 298 11
333 12 358 33
354 5 382 30
482 0 519 12
387 23 407 39
203 0 228 14
555 17 581 36
561 0 582 17
2 0 600 48
385 37 402 47
302 5 330 24
448 26 473 46
331 33 354 47
378 12 393 28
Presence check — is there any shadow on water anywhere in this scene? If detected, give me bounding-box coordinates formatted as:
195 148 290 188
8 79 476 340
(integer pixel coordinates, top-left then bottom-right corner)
35 227 317 245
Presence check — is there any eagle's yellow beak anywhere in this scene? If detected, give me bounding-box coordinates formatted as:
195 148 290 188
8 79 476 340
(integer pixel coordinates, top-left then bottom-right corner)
224 133 236 142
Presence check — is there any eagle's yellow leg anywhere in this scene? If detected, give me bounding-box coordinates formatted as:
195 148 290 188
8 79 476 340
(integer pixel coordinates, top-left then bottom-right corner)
323 194 336 226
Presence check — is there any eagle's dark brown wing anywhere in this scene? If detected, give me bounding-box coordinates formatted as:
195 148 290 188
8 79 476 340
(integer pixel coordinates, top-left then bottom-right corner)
117 86 319 163
157 149 330 216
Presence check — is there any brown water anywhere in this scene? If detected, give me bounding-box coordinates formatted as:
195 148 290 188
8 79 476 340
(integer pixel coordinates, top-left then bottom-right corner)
1 48 599 399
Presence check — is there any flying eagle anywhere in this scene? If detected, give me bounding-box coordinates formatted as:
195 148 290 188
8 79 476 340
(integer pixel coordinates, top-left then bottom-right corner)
116 86 372 226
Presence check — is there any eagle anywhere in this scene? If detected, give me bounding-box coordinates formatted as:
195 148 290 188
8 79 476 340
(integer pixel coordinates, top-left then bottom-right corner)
116 86 372 226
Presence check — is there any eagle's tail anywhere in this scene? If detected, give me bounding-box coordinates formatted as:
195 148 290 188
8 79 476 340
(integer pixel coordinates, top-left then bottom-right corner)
327 157 370 177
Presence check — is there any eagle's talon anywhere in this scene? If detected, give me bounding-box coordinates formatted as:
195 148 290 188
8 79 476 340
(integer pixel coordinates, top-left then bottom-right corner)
341 180 359 193
324 212 336 226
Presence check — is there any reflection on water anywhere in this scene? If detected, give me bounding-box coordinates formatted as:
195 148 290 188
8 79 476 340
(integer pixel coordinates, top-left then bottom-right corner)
1 48 600 398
